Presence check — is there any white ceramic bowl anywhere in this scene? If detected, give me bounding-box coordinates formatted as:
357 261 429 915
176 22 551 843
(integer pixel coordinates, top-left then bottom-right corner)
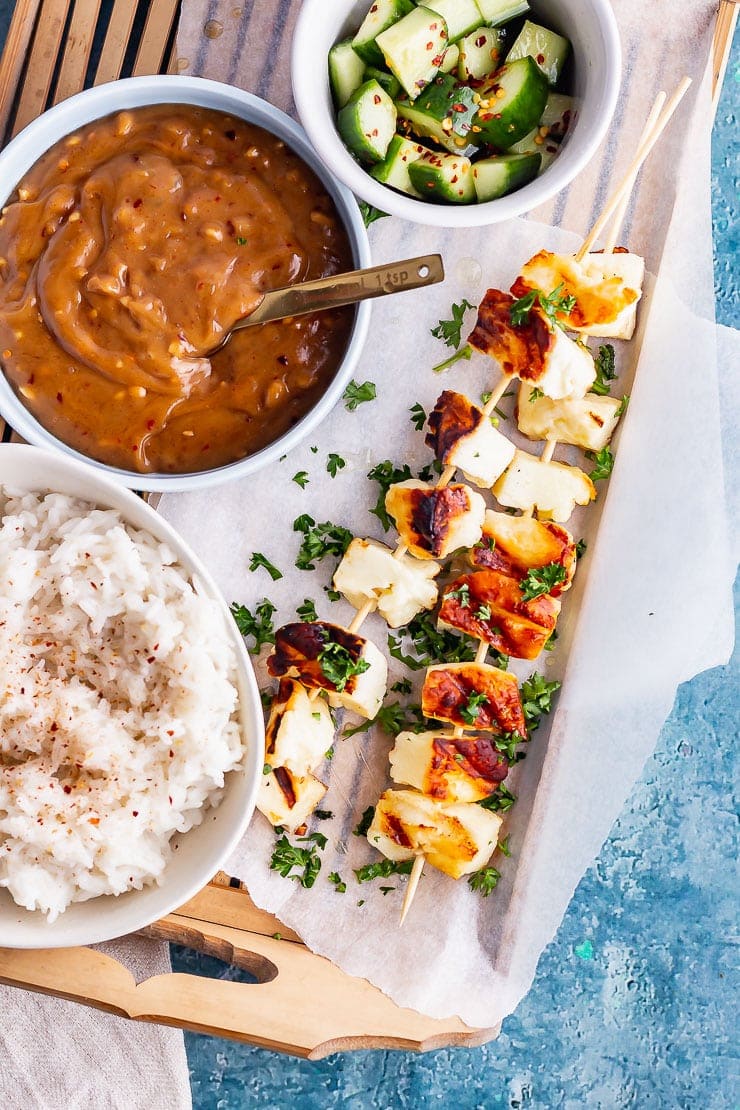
0 76 371 493
292 0 621 227
0 444 264 948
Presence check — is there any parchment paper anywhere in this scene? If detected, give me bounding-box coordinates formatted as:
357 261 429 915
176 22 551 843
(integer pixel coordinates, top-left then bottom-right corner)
161 4 738 1027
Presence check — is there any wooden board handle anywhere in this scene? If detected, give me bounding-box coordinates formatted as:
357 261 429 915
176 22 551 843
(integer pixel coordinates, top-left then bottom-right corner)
0 919 496 1058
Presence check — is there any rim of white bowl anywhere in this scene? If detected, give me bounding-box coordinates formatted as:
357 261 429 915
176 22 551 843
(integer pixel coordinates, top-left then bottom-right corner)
0 77 372 492
0 443 265 947
291 0 621 228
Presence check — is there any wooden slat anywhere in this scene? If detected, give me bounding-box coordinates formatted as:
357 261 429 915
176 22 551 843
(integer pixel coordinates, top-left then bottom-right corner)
12 0 72 135
0 0 42 139
132 0 179 77
53 0 104 105
712 0 739 112
94 0 138 86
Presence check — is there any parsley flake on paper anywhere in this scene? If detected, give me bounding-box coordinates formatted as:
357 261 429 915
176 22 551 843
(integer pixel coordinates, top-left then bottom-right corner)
431 299 473 349
230 599 276 654
343 379 377 411
248 551 282 581
509 283 576 329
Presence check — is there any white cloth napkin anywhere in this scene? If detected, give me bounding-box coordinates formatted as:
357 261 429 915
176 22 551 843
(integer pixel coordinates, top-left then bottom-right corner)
0 938 190 1110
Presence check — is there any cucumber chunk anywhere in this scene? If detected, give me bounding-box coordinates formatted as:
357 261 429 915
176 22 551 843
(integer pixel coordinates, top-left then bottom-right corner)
506 19 570 86
472 152 540 199
424 0 483 43
471 56 548 148
474 0 529 26
337 79 397 163
457 26 503 81
329 40 366 108
396 73 477 154
407 150 475 203
370 134 428 196
507 92 576 171
376 5 449 99
365 65 402 98
352 0 415 67
439 43 460 74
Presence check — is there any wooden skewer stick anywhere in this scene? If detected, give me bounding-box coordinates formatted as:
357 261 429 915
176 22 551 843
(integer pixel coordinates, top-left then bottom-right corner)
604 91 667 254
576 77 691 262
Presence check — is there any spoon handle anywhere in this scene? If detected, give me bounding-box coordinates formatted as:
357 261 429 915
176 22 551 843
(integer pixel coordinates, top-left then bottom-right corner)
237 254 445 329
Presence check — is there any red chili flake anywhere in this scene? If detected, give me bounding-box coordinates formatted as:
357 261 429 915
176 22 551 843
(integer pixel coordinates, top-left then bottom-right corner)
169 750 174 758
147 656 155 664
426 41 433 50
432 54 443 66
277 354 289 366
132 811 139 817
475 35 486 47
370 129 378 137
63 785 72 794
451 175 459 183
452 103 466 113
537 53 545 64
168 796 173 804
225 129 236 140
133 198 143 209
50 721 58 732
201 443 210 451
146 419 155 430
226 219 236 235
56 392 63 403
153 644 159 651
373 95 381 105
167 730 174 737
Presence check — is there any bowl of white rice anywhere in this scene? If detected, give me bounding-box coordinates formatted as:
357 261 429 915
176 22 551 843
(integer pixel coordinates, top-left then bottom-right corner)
0 444 263 948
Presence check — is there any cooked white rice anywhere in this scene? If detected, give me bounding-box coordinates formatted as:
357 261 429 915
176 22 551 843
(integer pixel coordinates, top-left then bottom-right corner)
0 489 244 921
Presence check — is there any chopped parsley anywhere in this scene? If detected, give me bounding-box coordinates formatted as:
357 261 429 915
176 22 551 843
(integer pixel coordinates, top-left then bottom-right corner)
478 784 517 812
388 611 477 671
587 445 615 482
248 551 282 581
262 762 272 775
343 701 428 739
417 459 443 483
269 833 323 888
492 731 525 762
325 586 341 602
509 283 576 329
616 394 630 418
445 582 471 608
354 858 414 883
575 538 587 560
409 402 426 431
230 598 276 654
528 386 545 403
432 343 473 375
318 642 370 692
328 871 347 893
343 379 377 411
591 343 617 396
326 452 346 478
475 603 492 621
358 201 388 227
259 688 274 711
392 677 413 695
294 515 353 570
460 690 489 726
353 806 376 837
296 598 318 623
467 867 501 896
498 834 511 857
292 470 309 489
367 460 413 531
519 562 567 601
315 809 334 820
520 673 561 731
235 236 248 246
431 299 473 349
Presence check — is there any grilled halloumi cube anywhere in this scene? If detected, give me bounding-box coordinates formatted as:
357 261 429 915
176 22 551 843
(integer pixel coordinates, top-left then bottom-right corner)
389 730 508 803
422 662 526 734
512 248 645 339
493 449 595 523
333 537 439 628
257 767 327 831
385 480 485 560
368 789 503 879
425 390 515 488
469 288 596 400
518 382 622 451
265 678 334 776
471 509 576 596
439 570 560 659
267 621 387 719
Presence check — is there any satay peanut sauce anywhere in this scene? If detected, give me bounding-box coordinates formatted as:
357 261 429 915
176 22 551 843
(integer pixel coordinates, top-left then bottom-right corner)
0 105 355 472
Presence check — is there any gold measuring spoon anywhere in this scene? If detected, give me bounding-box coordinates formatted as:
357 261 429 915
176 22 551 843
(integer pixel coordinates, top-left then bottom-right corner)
207 254 444 355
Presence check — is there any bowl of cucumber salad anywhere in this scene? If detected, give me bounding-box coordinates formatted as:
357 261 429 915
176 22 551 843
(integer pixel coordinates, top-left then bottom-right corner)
292 0 620 225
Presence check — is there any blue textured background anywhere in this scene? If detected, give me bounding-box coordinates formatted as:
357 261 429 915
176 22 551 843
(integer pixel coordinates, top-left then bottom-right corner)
172 26 740 1110
0 6 734 1103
